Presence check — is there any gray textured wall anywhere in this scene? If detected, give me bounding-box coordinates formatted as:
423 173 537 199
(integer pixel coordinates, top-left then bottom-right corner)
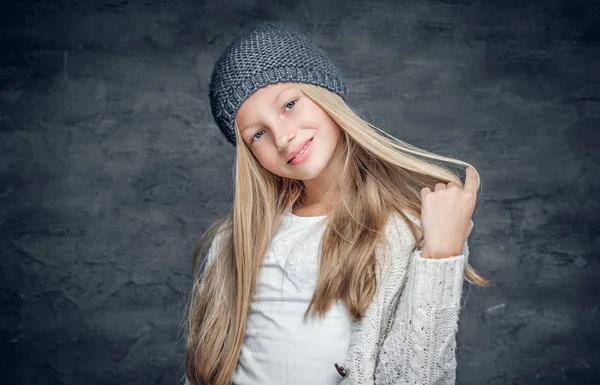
1 0 598 384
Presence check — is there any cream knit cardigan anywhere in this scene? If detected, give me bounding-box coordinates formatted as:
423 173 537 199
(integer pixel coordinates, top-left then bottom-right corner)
340 213 469 385
191 213 470 385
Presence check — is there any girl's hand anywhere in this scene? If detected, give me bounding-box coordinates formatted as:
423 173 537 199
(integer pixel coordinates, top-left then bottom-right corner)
419 166 478 259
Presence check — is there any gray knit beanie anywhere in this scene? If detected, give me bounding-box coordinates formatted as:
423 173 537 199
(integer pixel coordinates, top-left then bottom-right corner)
208 22 349 147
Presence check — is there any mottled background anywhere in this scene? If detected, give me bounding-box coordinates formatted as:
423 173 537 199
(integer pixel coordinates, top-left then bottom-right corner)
1 0 598 384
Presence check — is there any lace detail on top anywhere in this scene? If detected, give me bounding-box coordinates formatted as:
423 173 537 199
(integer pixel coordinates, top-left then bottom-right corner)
264 215 327 292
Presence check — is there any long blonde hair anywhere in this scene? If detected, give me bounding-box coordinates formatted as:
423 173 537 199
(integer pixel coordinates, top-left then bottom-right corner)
185 83 489 384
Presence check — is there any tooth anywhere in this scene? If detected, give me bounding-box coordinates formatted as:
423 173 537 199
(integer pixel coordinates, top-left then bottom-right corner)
291 142 310 161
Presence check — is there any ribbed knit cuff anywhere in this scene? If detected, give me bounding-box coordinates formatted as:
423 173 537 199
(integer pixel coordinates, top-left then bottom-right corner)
408 250 466 310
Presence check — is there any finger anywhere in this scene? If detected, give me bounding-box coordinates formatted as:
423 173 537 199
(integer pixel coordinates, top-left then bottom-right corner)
464 166 479 194
421 187 432 196
447 181 461 189
434 182 446 190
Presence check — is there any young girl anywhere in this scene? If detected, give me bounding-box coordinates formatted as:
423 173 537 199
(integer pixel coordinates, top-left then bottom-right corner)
185 22 489 385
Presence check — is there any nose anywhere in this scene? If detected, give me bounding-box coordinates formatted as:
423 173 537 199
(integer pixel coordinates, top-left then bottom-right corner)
274 122 297 150
334 363 348 378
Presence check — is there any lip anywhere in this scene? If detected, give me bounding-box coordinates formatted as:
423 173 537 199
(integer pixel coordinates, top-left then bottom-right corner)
286 137 314 163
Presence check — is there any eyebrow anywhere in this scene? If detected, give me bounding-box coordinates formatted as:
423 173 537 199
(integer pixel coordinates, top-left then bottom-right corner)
240 85 298 133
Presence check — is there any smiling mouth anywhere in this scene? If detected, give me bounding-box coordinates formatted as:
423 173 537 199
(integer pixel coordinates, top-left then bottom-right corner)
287 138 313 164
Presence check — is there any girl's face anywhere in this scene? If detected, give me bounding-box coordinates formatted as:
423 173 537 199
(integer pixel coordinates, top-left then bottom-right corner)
235 82 342 182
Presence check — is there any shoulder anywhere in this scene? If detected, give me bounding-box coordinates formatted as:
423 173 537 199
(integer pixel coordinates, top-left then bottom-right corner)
383 211 421 249
376 211 422 277
203 221 229 270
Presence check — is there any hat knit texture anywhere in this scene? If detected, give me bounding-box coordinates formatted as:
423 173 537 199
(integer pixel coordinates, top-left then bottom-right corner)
208 22 349 147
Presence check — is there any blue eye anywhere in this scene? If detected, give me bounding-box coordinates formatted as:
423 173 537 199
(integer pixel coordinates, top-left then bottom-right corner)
285 99 297 111
251 130 265 142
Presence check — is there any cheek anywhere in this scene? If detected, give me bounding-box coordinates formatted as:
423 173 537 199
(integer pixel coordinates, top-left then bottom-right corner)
256 152 280 172
320 121 339 145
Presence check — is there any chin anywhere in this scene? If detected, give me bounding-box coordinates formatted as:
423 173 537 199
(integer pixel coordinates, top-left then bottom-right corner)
293 170 322 181
293 160 328 180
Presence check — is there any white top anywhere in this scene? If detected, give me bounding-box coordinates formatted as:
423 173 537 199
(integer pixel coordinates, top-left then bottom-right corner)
231 210 353 385
190 212 472 385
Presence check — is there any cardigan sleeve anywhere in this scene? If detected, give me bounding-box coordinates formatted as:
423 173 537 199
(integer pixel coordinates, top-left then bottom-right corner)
374 238 469 385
